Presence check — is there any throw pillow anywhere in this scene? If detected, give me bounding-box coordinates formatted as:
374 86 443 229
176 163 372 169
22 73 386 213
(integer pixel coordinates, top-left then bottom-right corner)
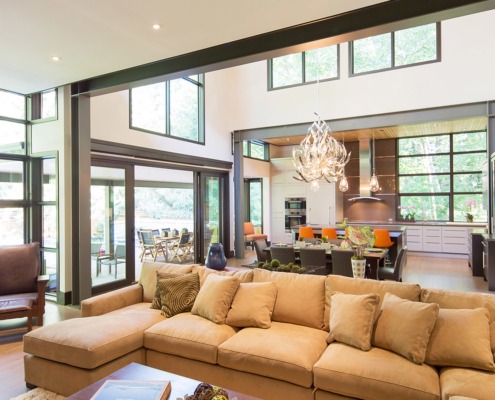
373 292 439 364
425 307 495 371
191 273 240 324
157 273 200 318
151 271 180 310
326 292 380 351
226 282 278 328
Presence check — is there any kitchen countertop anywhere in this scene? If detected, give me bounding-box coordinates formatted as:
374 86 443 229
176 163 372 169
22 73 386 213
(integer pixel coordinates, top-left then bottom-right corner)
340 221 487 228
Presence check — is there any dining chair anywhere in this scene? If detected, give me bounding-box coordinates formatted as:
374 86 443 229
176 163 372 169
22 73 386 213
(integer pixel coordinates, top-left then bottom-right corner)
378 246 407 282
374 229 395 265
299 248 328 274
138 230 156 261
169 232 192 262
331 248 354 278
253 238 270 263
321 227 338 239
298 226 315 239
270 246 296 265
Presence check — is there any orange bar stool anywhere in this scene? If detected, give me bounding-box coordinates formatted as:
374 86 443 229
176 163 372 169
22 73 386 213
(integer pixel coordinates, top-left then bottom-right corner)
321 227 338 239
374 229 394 265
299 226 315 239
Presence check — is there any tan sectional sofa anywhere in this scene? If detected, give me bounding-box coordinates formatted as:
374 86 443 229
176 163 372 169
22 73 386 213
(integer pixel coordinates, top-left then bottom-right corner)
23 262 495 400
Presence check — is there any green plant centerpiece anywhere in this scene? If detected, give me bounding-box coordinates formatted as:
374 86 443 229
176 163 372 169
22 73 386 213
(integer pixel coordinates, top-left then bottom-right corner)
340 226 375 278
257 259 306 274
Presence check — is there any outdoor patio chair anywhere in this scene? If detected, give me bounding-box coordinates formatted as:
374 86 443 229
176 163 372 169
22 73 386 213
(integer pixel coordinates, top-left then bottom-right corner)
137 230 156 261
169 232 192 262
98 244 126 278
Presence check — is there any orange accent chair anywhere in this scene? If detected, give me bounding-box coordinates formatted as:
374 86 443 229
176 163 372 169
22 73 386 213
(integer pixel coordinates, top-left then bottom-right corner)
299 226 315 239
321 227 338 239
244 222 267 249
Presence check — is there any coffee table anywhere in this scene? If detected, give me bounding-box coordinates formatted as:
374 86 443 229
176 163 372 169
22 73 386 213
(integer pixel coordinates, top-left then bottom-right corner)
66 362 261 400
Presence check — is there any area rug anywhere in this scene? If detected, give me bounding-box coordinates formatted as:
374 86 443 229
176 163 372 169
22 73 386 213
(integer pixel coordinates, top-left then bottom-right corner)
10 388 65 400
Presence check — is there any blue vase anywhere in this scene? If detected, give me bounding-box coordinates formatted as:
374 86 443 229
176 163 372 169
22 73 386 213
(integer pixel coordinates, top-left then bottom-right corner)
205 243 227 271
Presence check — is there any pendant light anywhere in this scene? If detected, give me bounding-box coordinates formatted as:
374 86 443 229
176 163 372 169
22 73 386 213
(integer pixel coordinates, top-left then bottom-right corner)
339 131 349 192
369 131 380 192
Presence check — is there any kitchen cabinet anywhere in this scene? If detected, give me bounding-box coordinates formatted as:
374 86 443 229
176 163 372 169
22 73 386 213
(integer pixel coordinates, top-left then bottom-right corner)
468 231 484 276
481 234 495 291
422 226 442 252
306 183 336 226
441 227 467 254
405 226 422 251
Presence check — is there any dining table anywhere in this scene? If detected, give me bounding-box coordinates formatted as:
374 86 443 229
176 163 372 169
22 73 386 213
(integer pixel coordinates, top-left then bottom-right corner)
263 244 388 280
154 235 180 262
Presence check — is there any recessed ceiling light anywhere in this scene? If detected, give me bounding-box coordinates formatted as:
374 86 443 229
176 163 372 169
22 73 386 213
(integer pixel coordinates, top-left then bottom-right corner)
52 56 61 62
152 24 162 30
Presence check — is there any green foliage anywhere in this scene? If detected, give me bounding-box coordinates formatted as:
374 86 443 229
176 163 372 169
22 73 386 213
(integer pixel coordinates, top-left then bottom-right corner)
257 260 306 274
270 259 281 269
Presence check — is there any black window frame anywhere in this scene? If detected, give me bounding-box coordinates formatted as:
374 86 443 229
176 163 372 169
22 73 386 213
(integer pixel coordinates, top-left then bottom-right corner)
30 88 58 123
242 140 270 161
129 75 205 145
350 22 441 77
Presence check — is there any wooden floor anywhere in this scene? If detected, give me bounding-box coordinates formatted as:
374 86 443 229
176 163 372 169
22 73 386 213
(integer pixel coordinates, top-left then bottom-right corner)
0 253 490 399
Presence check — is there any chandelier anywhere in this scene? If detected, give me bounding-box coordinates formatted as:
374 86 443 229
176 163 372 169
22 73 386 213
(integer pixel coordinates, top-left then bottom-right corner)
293 113 351 191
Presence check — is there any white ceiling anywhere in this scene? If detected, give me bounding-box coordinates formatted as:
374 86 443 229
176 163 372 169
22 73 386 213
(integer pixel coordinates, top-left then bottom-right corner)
1 0 386 95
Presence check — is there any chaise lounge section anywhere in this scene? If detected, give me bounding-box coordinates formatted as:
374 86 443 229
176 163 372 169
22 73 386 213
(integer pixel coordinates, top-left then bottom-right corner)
23 262 495 399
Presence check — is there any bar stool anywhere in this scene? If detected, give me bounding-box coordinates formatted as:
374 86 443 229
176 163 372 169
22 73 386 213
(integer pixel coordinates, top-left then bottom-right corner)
374 229 394 265
321 227 338 239
299 226 315 240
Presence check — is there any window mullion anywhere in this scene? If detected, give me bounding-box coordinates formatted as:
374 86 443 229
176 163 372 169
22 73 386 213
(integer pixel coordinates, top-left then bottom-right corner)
165 82 171 135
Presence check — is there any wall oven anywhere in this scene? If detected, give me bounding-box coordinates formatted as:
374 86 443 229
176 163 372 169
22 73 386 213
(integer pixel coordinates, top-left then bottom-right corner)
285 197 306 230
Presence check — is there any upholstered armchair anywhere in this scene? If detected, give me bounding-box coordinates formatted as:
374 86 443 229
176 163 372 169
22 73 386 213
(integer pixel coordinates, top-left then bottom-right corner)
0 243 49 326
243 222 267 249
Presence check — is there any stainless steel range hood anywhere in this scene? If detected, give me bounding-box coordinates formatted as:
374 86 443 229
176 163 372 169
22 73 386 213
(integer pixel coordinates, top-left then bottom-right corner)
348 138 382 202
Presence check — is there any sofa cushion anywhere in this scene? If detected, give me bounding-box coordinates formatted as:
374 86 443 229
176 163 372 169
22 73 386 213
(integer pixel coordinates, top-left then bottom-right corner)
144 313 238 364
324 275 421 331
191 274 240 324
23 312 164 369
158 273 200 318
373 293 439 364
440 367 495 400
326 292 380 351
226 282 277 329
425 308 495 372
313 343 440 400
253 268 326 329
421 288 495 360
151 271 180 310
218 321 328 387
139 262 196 302
193 265 253 287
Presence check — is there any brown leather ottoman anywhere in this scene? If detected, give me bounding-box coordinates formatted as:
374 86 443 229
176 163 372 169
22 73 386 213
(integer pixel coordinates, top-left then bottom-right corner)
0 298 33 331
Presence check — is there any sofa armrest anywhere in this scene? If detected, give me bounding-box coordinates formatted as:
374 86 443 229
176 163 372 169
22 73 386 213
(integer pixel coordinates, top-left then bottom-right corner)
81 283 143 317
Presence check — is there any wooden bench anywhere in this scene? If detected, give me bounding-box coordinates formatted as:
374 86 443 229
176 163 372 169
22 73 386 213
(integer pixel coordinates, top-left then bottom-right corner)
0 298 33 331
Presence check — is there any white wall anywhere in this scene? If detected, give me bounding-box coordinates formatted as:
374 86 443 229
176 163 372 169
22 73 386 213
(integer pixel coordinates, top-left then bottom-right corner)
227 11 495 131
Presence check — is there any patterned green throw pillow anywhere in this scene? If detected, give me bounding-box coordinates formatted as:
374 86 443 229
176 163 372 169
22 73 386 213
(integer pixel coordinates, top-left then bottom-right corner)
158 273 200 317
150 271 180 310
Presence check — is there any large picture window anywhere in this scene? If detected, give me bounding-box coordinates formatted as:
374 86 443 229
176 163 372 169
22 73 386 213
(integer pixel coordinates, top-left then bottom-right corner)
130 75 204 143
397 131 487 222
351 23 439 75
269 45 339 89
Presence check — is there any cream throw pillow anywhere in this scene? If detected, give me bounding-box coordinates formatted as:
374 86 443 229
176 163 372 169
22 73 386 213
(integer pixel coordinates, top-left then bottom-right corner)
373 292 439 364
326 292 380 351
425 308 495 371
226 282 278 328
192 273 240 324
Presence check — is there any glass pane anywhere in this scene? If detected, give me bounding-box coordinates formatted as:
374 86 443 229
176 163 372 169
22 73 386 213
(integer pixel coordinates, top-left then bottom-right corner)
0 159 24 199
131 83 166 133
42 251 57 293
399 175 450 193
352 33 391 74
170 78 199 141
91 166 127 287
42 158 56 201
305 45 338 81
395 23 437 66
0 120 26 154
41 89 57 119
454 173 482 192
453 131 486 152
454 194 487 222
400 195 449 221
203 176 220 258
453 153 486 172
243 141 249 156
398 135 449 155
249 181 262 226
250 142 265 160
272 53 303 88
43 205 57 248
0 208 24 244
399 155 450 174
0 89 25 119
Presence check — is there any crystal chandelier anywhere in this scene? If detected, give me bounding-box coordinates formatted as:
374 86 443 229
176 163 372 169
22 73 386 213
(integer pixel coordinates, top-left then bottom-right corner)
369 131 380 192
293 113 351 191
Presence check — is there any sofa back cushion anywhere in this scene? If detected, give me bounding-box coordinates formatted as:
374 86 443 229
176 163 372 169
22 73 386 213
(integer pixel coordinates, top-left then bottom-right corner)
252 268 326 329
421 288 495 361
0 243 40 296
324 275 421 331
192 265 253 287
138 262 197 302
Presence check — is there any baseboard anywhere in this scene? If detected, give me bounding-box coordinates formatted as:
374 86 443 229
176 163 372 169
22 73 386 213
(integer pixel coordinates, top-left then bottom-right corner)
56 290 72 305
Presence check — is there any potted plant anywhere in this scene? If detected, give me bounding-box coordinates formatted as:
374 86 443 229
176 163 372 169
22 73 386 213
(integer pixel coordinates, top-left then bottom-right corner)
465 198 477 223
341 226 375 278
